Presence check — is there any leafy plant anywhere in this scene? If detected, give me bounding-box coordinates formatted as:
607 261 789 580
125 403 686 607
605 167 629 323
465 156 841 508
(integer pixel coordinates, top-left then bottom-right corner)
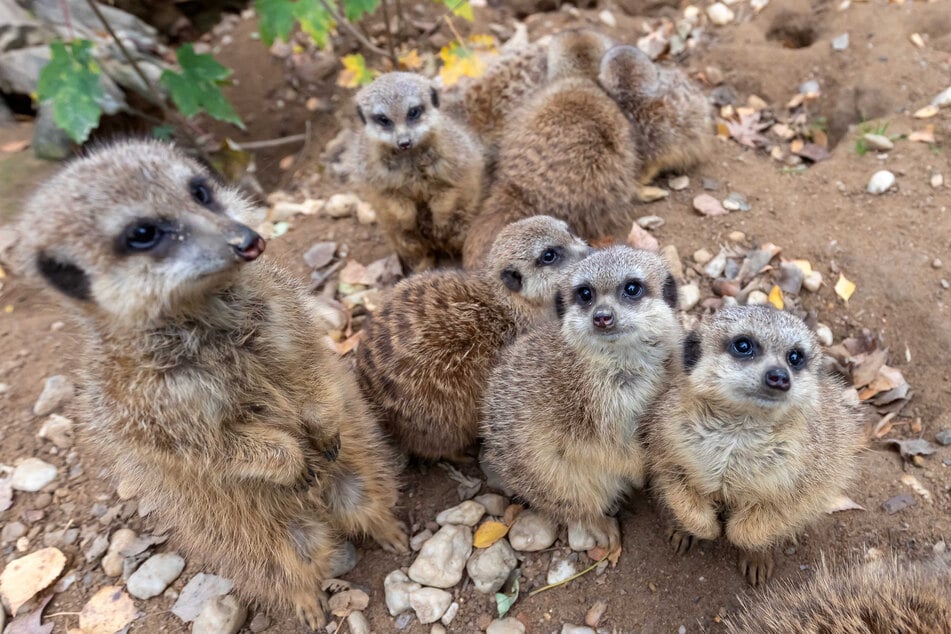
337 53 376 87
854 120 891 156
36 40 105 144
160 44 244 128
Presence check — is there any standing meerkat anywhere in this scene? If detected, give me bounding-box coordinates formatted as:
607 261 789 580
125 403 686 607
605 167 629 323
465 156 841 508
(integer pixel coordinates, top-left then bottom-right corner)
481 246 681 548
15 140 408 629
598 45 712 184
350 72 484 271
648 306 865 586
462 30 638 269
726 556 951 633
357 216 590 461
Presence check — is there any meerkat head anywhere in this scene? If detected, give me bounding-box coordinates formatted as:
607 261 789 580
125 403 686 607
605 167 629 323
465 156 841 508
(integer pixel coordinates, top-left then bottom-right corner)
15 140 265 327
598 45 660 100
555 246 679 362
684 305 822 414
547 28 615 82
486 215 591 311
355 72 441 153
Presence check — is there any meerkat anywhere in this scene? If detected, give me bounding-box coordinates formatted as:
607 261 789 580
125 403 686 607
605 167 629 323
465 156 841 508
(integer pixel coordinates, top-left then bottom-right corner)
598 45 712 184
350 72 484 271
462 31 638 270
647 305 865 586
356 215 590 461
481 246 681 548
15 140 409 629
727 556 951 633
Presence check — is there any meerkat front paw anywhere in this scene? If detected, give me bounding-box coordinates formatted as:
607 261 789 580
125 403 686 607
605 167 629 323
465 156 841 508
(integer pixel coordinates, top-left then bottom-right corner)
373 519 410 554
587 515 621 552
293 588 328 631
293 464 317 492
666 527 697 555
738 549 775 586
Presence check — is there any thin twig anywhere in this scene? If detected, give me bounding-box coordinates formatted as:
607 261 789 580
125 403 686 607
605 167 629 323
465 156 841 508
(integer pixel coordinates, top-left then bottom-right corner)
278 120 312 191
316 0 389 57
234 133 308 150
528 552 610 598
443 14 467 51
394 0 405 38
58 0 74 40
420 0 470 39
84 0 157 98
379 0 398 66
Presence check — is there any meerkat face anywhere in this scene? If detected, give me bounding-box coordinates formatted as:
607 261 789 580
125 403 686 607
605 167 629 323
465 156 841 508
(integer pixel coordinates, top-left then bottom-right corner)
684 306 822 412
355 72 441 153
556 246 679 361
17 140 265 325
487 216 592 306
598 45 660 100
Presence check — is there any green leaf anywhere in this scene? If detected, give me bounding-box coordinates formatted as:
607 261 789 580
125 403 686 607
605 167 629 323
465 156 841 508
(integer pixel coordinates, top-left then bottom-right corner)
36 39 105 144
494 570 520 618
256 0 296 45
160 44 244 128
439 0 473 21
294 0 334 47
343 0 379 21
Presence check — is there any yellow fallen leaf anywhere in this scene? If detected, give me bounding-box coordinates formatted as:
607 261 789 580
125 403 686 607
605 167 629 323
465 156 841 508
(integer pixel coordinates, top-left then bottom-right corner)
812 128 829 148
0 264 6 279
791 259 812 276
467 33 498 51
449 0 474 21
337 53 376 88
473 521 509 548
908 125 935 144
790 139 804 153
716 121 730 139
0 547 66 615
438 42 486 86
398 48 423 70
914 105 939 119
79 586 140 634
834 273 856 302
768 285 784 309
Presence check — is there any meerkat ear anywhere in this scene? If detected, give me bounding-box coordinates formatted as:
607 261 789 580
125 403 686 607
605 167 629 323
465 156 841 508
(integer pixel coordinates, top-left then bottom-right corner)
500 268 522 293
356 105 366 125
37 253 91 301
554 290 565 320
682 331 702 373
662 273 678 309
430 87 440 109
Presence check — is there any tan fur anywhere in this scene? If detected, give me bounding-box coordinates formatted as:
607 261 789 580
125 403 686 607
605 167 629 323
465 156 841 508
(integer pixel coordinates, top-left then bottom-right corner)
463 34 638 269
481 247 681 548
727 556 951 633
356 216 590 461
598 45 712 184
648 306 865 586
351 72 484 271
15 140 408 628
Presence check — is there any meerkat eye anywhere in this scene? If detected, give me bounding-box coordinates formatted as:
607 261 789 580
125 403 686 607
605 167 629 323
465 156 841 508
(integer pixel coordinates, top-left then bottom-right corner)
374 114 393 128
575 285 594 305
729 336 755 359
622 279 644 299
537 247 560 266
125 222 163 251
787 348 806 369
407 105 424 121
189 177 215 208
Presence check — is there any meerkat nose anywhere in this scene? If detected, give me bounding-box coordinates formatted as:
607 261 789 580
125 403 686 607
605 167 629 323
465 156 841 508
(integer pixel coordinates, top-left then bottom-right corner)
592 308 615 330
397 138 413 150
764 367 791 392
230 226 266 262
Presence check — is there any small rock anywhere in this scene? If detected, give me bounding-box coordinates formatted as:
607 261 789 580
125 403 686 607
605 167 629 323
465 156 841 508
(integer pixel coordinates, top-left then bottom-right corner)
410 587 453 624
568 521 596 552
436 500 485 527
867 170 895 195
507 510 558 552
33 375 74 416
408 524 473 588
192 595 247 634
1 521 25 544
356 202 377 225
751 0 769 10
441 601 459 626
324 193 360 218
127 552 186 599
706 2 734 25
932 173 944 189
627 223 660 252
431 625 447 634
585 600 608 627
863 134 893 151
396 612 414 629
678 283 701 311
934 541 947 555
411 529 434 552
747 290 770 305
711 86 737 107
668 175 690 190
661 245 683 280
598 9 617 28
303 242 337 269
636 215 665 230
172 573 235 622
102 528 138 577
693 248 714 266
562 626 595 634
932 258 943 269
935 430 951 446
248 613 271 632
831 33 849 50
473 493 508 517
815 324 834 347
38 414 74 449
384 570 421 616
547 550 579 584
931 86 951 108
800 80 820 95
486 618 527 634
702 178 722 191
11 458 57 492
803 271 823 292
722 192 751 212
703 252 727 279
32 492 52 509
942 279 950 290
466 538 518 594
347 612 370 634
637 186 669 203
882 494 915 515
329 589 370 616
84 534 110 563
693 193 728 216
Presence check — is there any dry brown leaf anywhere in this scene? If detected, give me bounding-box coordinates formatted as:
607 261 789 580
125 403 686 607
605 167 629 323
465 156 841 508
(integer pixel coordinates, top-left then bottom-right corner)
586 545 622 568
1 140 29 153
338 260 373 286
4 595 53 634
850 348 887 388
473 521 509 548
857 365 907 400
812 129 829 148
908 125 935 143
627 222 660 252
0 548 66 615
502 504 524 527
715 120 730 139
884 438 936 461
834 273 855 302
793 142 832 162
334 331 363 356
589 236 615 249
913 105 938 119
724 111 771 148
825 493 866 513
79 586 140 634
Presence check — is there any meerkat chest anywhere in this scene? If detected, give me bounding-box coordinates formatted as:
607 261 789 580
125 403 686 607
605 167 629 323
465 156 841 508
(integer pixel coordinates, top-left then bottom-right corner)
594 367 664 443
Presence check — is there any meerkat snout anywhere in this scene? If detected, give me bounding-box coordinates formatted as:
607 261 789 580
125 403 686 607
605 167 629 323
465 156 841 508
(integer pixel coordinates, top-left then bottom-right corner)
592 306 615 330
226 225 266 261
763 366 791 392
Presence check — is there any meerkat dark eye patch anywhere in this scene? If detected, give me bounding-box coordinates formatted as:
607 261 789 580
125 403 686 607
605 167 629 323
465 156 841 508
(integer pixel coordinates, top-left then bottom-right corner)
37 253 91 301
574 285 594 306
373 114 393 128
554 290 565 320
430 87 439 108
683 330 702 373
728 336 759 359
356 105 366 125
188 176 219 211
407 105 424 121
500 268 523 293
662 273 678 309
536 247 561 266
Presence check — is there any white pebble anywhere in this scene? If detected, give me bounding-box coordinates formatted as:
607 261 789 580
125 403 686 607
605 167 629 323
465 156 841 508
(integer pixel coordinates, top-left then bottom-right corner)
636 215 666 230
38 414 74 449
435 500 485 527
598 10 617 28
441 601 459 626
101 528 137 577
803 271 823 292
347 611 370 634
562 626 596 634
547 551 579 585
473 493 508 517
127 552 186 599
831 33 849 51
932 173 944 189
192 595 247 634
507 511 558 552
11 458 58 492
172 573 235 622
32 375 74 416
466 539 518 594
409 587 453 624
747 290 770 305
863 133 893 151
486 618 527 634
678 283 701 311
411 529 433 552
408 524 472 588
384 570 420 616
668 175 690 190
867 170 895 195
931 86 951 108
567 521 596 552
815 323 834 347
323 193 360 218
706 2 735 25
